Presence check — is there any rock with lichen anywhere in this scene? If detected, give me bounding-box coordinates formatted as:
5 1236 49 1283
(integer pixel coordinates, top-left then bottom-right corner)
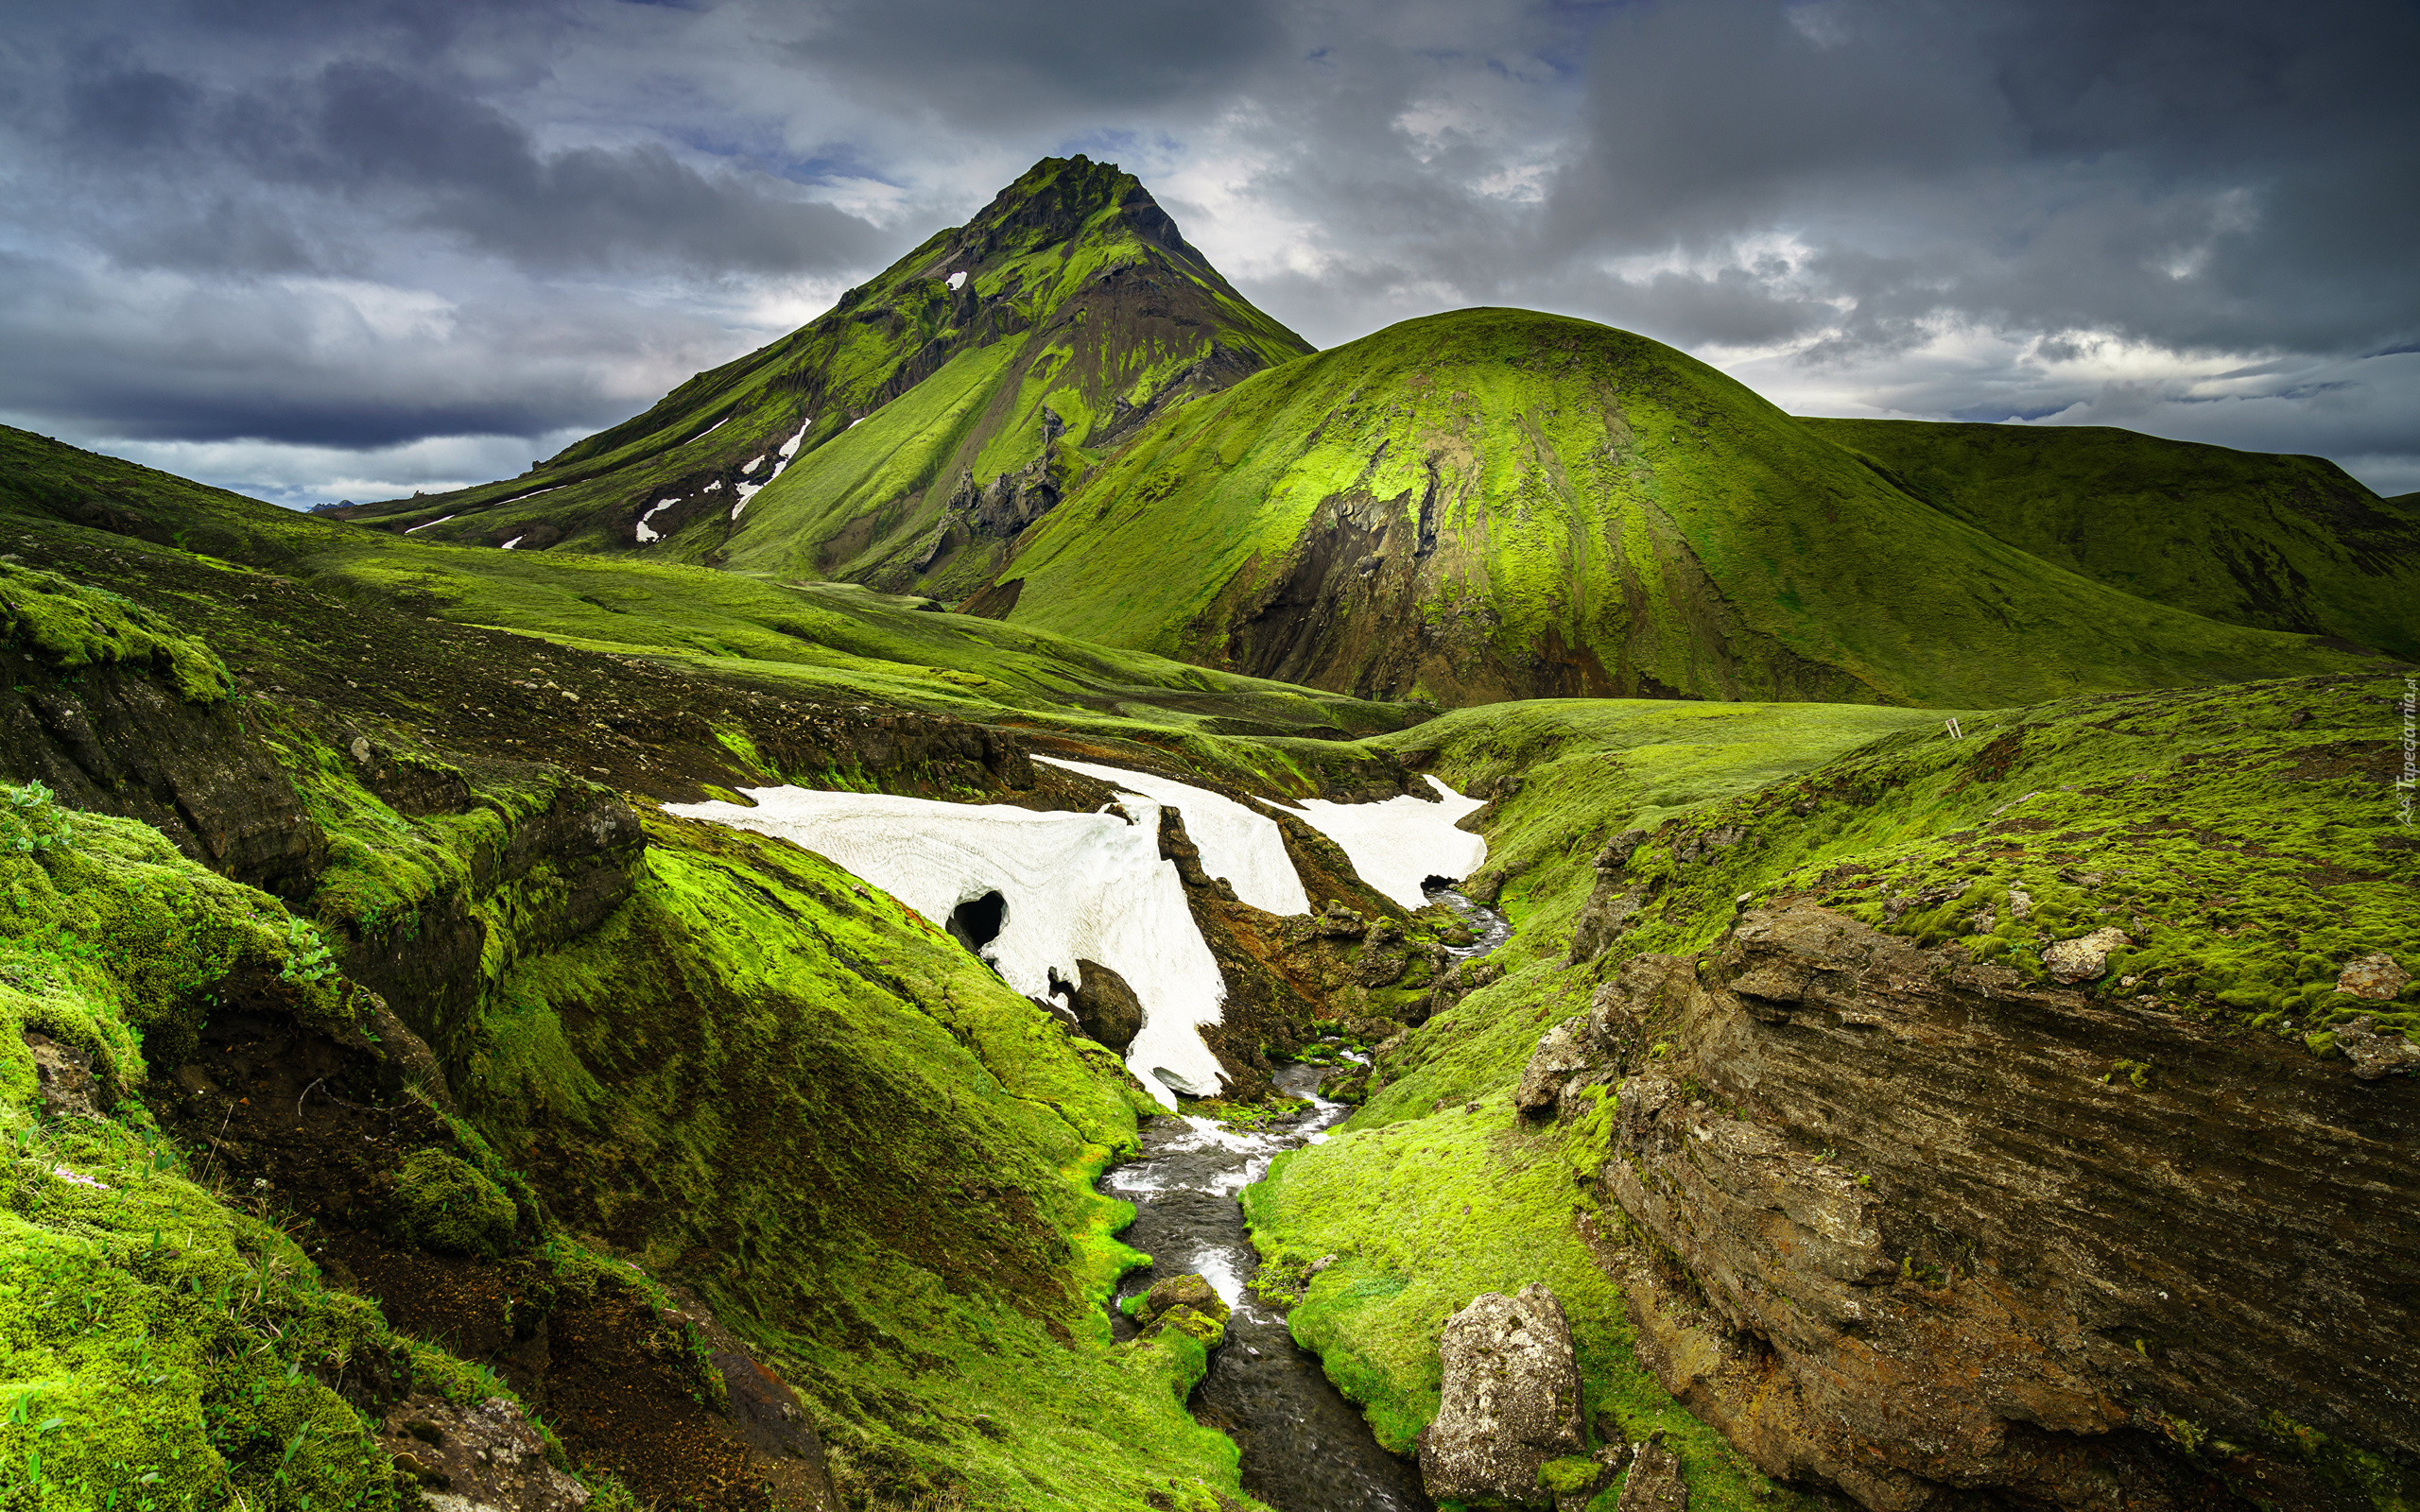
2043 926 2130 983
1419 1283 1583 1506
2336 952 2411 1001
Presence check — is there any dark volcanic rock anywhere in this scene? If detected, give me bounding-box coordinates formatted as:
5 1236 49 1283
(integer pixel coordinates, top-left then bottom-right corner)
1513 1020 1599 1117
0 655 325 900
1070 957 1144 1053
23 1030 99 1119
1419 1282 1584 1506
1587 903 2419 1511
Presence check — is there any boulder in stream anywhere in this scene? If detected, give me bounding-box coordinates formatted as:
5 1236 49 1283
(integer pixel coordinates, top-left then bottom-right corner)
1130 1272 1231 1348
1419 1282 1583 1505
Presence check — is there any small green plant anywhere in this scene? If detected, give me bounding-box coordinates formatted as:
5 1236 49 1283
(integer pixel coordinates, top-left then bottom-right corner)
1 781 73 854
279 916 337 984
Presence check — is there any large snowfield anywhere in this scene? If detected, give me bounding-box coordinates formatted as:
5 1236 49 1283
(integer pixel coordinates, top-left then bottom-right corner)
666 766 1487 1106
664 785 1231 1105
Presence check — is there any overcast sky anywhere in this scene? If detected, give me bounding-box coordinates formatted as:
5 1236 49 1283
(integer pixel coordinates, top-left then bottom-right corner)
5 0 2415 507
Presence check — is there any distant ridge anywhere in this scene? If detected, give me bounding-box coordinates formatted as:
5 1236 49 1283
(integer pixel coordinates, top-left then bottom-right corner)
957 307 2394 708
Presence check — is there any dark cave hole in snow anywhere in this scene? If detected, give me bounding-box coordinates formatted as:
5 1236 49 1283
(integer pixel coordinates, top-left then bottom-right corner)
1420 873 1457 890
947 889 1007 954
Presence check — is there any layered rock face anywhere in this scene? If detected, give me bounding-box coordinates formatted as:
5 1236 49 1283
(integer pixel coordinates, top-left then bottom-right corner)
1538 904 2416 1510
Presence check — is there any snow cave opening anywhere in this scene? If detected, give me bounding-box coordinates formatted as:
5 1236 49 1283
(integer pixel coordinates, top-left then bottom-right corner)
947 889 1008 954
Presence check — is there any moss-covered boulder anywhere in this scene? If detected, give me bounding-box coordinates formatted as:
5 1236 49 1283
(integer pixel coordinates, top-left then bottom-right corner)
388 1147 518 1257
1130 1272 1232 1349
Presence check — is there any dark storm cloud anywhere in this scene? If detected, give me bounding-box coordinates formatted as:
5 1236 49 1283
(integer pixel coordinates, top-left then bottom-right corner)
39 55 883 276
2 0 2411 498
792 0 1290 124
1545 0 2420 355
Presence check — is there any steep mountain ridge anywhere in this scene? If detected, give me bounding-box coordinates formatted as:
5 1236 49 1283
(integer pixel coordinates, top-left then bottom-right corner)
331 157 1308 595
967 307 2385 708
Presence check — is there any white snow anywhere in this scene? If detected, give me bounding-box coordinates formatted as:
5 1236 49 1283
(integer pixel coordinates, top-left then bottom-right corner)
662 785 1230 1107
847 417 863 429
731 421 815 521
500 535 526 550
633 497 681 543
946 270 968 290
682 417 730 445
1035 756 1309 917
403 514 457 534
1263 775 1488 909
493 485 562 507
741 455 766 474
703 479 721 491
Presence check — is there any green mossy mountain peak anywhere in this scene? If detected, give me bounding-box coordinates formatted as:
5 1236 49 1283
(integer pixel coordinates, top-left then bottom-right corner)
334 156 1311 597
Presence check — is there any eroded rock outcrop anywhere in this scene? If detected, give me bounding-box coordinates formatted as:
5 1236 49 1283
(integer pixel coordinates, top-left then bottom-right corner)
378 1396 591 1512
1580 903 2418 1511
1420 1283 1585 1506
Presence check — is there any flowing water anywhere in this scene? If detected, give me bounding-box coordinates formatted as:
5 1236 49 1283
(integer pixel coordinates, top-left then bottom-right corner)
1098 886 1507 1512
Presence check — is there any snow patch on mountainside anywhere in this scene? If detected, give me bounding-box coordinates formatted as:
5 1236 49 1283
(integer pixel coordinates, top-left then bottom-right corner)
634 498 680 543
1035 756 1308 917
1264 776 1487 909
663 785 1229 1105
732 419 818 521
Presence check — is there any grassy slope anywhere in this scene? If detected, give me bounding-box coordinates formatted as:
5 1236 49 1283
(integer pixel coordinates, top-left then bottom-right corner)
1241 700 1941 1511
1805 418 2420 659
339 158 1310 592
0 562 1274 1510
0 426 1421 782
1243 676 2413 1508
484 813 1260 1509
986 308 2375 708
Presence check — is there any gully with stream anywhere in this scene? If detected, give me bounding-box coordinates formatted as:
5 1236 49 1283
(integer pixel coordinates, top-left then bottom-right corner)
1099 887 1509 1512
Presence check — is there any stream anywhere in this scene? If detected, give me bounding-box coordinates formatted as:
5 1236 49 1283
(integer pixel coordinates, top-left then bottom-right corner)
1099 885 1508 1512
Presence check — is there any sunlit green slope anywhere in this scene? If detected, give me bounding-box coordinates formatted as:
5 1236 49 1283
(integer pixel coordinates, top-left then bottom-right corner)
332 157 1310 599
970 307 2379 708
0 425 1414 757
1804 418 2420 660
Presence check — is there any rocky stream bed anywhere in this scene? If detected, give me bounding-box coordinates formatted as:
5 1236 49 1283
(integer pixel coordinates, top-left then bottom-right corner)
1098 887 1511 1512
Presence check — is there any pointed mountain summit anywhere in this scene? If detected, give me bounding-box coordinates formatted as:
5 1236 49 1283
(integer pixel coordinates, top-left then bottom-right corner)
338 157 1310 593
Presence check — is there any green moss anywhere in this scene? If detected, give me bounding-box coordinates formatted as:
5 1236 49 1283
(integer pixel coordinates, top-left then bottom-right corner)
0 561 229 701
1804 417 2420 660
992 307 2370 707
389 1148 516 1258
474 814 1265 1508
0 792 504 1512
2261 1412 2419 1512
1366 697 1948 963
1595 673 2416 1044
1539 1454 1601 1494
